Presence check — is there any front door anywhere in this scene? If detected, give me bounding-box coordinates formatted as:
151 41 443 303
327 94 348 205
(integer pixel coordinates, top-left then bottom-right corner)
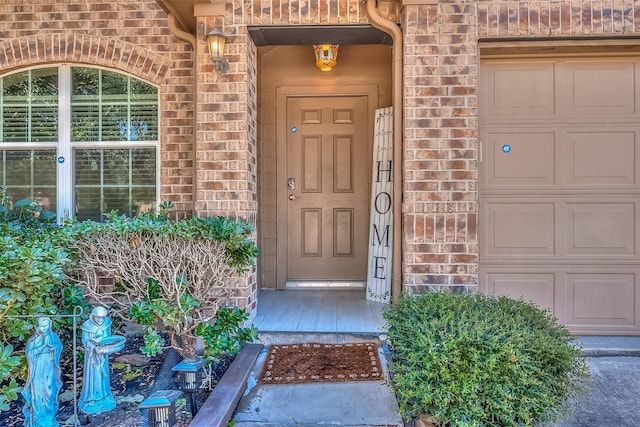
285 95 369 284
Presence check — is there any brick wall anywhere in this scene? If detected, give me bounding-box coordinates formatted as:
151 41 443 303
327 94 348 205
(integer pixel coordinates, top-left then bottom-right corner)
0 0 196 217
7 0 639 308
402 2 479 293
401 0 640 294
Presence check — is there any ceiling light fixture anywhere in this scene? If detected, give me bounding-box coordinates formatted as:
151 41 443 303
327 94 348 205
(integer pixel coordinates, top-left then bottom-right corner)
313 44 339 71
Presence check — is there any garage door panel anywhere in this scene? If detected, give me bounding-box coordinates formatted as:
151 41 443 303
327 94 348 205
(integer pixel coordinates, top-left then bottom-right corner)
481 56 640 334
565 131 636 186
483 131 556 188
485 272 556 314
566 203 636 256
566 273 636 327
557 60 636 117
481 62 555 118
483 202 555 257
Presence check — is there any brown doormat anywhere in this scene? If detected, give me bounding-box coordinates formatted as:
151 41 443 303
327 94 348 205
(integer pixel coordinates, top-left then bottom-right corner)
259 342 383 384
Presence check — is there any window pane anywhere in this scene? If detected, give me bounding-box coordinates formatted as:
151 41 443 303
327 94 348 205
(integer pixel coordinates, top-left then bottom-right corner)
33 150 56 185
130 104 158 141
31 69 58 97
31 104 58 142
2 106 28 142
75 188 102 222
104 188 130 216
75 147 156 221
33 187 56 212
2 72 28 98
103 149 130 185
5 150 32 185
103 105 128 141
1 69 58 143
6 187 57 217
132 187 156 215
75 149 102 185
132 149 156 185
2 149 56 210
101 71 128 96
72 68 99 97
130 79 156 98
71 104 100 142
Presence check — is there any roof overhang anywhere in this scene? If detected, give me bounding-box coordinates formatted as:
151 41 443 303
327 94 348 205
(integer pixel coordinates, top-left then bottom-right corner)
248 25 393 46
156 0 393 46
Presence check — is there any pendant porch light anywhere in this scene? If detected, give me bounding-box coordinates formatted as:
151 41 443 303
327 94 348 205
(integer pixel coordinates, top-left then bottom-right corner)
313 44 339 71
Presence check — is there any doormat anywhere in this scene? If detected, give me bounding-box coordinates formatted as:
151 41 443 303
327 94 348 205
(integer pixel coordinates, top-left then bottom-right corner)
259 342 383 384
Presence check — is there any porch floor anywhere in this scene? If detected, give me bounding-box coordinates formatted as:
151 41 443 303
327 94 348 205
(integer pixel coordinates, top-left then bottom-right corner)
253 289 387 334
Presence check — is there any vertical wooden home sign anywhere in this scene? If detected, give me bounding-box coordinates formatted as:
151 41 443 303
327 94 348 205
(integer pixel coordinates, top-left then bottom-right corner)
366 107 393 303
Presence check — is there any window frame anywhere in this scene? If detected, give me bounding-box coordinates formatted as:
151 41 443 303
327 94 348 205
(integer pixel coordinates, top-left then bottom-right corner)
0 65 160 222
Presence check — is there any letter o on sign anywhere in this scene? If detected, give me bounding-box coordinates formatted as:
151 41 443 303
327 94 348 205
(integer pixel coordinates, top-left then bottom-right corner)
374 192 392 214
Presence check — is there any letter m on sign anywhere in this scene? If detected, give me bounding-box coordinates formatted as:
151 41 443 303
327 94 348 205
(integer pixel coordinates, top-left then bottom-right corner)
366 107 393 303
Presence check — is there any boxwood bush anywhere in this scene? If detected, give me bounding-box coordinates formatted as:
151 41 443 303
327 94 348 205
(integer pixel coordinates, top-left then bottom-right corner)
384 292 589 427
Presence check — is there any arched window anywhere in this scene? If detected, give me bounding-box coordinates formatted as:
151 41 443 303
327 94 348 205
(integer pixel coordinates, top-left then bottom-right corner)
0 66 159 221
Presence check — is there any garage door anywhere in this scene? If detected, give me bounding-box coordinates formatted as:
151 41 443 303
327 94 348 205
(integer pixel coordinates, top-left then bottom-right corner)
479 56 640 335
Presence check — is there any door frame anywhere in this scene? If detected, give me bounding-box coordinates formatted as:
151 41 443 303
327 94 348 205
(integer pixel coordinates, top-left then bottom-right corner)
275 85 379 289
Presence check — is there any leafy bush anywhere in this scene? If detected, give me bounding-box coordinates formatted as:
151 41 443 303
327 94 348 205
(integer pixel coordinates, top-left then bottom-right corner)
71 204 259 358
384 293 589 426
0 187 85 413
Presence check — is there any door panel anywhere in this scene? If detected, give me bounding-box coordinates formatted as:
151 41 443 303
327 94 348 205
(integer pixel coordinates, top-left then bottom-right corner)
286 96 369 281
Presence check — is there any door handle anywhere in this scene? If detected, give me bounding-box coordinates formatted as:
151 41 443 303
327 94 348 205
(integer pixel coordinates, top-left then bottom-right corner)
289 194 296 200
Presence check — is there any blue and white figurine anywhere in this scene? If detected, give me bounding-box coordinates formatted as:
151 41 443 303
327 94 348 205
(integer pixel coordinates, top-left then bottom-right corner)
78 306 124 415
22 316 63 427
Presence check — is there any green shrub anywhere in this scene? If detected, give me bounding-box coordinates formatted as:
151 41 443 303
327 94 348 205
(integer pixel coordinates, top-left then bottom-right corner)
71 204 259 358
384 293 589 427
0 187 85 413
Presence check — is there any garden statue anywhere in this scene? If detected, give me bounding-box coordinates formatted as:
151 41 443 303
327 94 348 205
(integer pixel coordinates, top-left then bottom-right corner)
78 306 125 415
22 316 63 427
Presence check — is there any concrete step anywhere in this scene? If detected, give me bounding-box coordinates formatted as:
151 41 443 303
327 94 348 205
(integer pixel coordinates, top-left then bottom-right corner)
232 381 403 427
578 336 640 357
256 331 387 346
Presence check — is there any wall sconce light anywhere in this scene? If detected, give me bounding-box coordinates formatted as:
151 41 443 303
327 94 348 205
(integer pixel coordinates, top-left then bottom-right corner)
313 44 339 71
206 28 229 74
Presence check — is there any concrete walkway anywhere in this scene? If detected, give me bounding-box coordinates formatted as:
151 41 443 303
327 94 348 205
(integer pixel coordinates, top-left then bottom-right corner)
230 336 640 427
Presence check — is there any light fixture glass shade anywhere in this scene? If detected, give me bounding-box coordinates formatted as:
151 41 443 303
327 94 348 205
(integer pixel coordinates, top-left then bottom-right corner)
313 44 339 71
206 29 226 62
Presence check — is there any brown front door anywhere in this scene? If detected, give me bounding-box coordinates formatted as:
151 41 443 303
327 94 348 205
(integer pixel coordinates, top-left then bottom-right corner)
285 95 369 283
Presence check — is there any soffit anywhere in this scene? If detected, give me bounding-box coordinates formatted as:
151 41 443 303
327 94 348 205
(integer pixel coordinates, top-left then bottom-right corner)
156 0 393 46
249 25 393 46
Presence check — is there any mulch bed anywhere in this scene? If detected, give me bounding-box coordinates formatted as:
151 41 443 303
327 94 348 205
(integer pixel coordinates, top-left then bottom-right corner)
259 342 382 385
0 334 234 427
